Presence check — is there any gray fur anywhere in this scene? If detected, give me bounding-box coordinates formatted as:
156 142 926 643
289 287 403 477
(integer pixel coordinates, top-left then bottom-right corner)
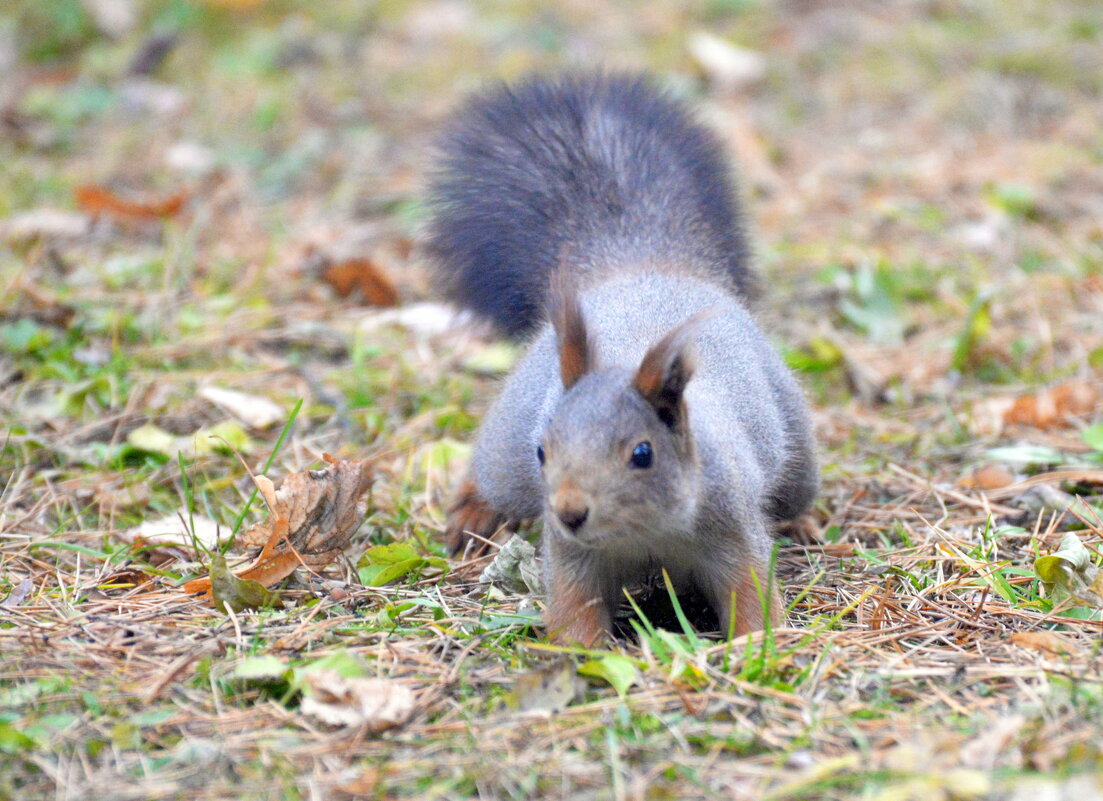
435 74 817 637
471 273 818 630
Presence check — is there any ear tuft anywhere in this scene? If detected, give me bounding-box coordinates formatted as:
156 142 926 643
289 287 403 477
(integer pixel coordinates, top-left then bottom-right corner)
549 271 596 390
633 309 716 429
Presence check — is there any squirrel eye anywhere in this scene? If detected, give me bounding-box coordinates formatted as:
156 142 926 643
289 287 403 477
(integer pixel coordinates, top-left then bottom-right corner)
629 441 653 469
536 444 545 466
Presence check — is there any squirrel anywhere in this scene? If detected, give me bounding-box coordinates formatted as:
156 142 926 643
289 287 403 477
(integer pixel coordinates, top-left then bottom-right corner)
426 73 818 645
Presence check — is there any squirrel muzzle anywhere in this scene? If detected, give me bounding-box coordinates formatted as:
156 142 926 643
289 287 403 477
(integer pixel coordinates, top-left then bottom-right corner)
550 482 590 535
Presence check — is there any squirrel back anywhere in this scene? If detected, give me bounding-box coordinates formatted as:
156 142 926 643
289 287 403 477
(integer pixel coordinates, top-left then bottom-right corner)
427 73 754 337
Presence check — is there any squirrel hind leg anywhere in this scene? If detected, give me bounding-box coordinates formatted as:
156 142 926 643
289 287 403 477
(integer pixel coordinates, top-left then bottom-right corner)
443 480 521 557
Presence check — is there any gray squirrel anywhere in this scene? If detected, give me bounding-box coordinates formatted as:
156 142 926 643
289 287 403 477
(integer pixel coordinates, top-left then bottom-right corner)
427 73 818 645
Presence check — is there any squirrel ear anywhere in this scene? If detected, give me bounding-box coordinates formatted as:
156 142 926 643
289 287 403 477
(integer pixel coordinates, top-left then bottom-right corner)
633 310 715 428
549 276 596 391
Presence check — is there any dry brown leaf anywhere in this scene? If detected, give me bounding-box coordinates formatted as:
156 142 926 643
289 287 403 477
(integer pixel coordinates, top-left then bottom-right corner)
958 464 1015 490
335 769 381 797
300 670 414 731
322 258 399 307
974 381 1101 433
75 184 187 220
1009 630 1079 657
183 455 374 599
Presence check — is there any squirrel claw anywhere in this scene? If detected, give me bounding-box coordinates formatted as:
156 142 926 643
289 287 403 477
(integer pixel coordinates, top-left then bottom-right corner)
443 481 518 557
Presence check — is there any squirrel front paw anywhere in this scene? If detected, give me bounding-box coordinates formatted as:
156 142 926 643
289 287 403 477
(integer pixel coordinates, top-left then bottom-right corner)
443 480 519 557
543 559 612 646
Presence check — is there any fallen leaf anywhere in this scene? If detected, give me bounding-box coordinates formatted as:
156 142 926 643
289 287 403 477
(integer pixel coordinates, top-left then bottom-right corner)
463 342 518 375
1010 630 1079 657
322 258 399 307
120 512 223 560
1034 532 1103 610
291 651 370 691
506 659 581 713
192 420 252 455
479 535 544 595
578 654 641 698
83 0 138 38
973 381 1100 433
958 464 1015 490
165 141 216 177
359 302 478 336
209 553 281 613
356 542 448 587
0 579 33 609
300 670 414 731
198 386 285 429
75 184 187 221
228 655 289 683
688 31 766 90
0 209 91 243
126 423 176 455
184 455 374 599
984 443 1067 465
953 467 1103 501
336 769 381 797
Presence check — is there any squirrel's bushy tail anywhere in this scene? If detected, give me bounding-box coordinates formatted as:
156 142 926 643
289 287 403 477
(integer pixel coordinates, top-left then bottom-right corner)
426 73 754 338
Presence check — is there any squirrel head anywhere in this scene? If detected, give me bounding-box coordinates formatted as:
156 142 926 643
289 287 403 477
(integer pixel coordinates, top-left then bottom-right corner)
537 293 707 549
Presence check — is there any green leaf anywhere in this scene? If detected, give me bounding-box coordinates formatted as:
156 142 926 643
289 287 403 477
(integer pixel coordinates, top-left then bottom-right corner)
0 722 36 754
952 293 992 372
1082 424 1103 453
290 651 369 695
836 262 906 345
195 420 253 455
1034 532 1103 610
356 543 448 587
578 654 640 697
209 553 280 613
128 708 176 727
464 342 518 375
986 444 1067 465
358 542 418 566
359 558 423 587
229 655 290 683
126 423 176 455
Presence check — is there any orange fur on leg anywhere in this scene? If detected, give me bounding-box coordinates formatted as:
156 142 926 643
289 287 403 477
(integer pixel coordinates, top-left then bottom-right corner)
544 563 610 646
443 480 518 557
711 560 783 638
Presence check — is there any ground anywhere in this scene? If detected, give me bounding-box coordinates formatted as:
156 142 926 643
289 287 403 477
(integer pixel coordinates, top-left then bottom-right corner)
1 1 1102 799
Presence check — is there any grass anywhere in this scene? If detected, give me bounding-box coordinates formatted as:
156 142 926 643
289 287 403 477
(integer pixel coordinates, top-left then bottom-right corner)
3 0 1103 798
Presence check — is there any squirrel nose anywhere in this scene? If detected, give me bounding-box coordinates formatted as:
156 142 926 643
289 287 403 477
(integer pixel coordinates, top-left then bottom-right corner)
556 506 589 532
